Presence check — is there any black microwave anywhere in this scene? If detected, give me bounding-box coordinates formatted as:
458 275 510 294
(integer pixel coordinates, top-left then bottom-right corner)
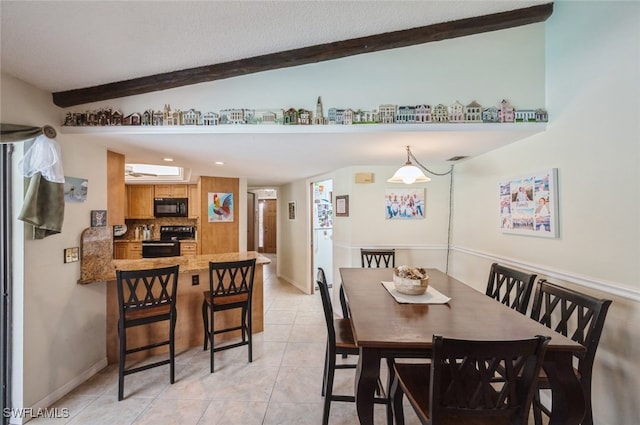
154 198 188 217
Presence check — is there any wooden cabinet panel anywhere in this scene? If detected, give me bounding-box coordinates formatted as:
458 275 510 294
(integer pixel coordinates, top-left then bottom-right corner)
114 242 142 259
127 242 142 259
199 177 239 254
180 242 197 256
113 242 126 259
126 185 155 219
188 184 200 218
107 151 125 226
155 184 188 198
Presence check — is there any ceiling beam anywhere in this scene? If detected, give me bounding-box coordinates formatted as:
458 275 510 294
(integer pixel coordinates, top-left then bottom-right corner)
52 3 553 108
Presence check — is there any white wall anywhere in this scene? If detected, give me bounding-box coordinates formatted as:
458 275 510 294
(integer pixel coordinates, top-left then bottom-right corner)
277 180 309 293
7 4 632 420
448 2 639 424
1 73 108 418
62 23 545 126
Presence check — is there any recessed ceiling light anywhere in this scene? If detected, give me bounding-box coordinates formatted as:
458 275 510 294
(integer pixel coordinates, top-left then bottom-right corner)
163 157 174 162
215 161 224 166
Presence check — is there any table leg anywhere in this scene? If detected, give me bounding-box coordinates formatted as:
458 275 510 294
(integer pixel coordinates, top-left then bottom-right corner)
355 347 382 425
544 351 585 425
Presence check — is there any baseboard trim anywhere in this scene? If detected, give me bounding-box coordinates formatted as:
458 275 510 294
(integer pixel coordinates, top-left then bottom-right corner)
11 358 108 424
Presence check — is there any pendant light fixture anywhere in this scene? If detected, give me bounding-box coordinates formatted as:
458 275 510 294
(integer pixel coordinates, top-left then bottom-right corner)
387 145 454 184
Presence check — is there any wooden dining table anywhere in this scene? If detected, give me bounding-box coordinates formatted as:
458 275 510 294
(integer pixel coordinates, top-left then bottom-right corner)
339 267 586 425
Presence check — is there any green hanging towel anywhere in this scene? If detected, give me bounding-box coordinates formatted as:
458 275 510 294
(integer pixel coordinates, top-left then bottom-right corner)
18 172 65 239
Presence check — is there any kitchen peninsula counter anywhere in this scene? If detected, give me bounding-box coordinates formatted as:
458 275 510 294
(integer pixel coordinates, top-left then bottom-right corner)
111 250 269 273
106 251 271 363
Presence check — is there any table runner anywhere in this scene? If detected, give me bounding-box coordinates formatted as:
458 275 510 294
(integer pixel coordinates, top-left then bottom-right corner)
381 281 451 304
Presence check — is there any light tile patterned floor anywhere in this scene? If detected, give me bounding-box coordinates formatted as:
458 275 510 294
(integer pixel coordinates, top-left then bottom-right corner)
26 255 401 425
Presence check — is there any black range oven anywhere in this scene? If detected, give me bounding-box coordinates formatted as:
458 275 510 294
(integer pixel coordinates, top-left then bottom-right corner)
142 241 180 258
141 225 196 258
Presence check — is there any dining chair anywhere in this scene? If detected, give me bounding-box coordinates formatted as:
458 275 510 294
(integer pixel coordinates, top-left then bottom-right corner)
529 279 612 425
390 334 551 425
317 268 389 425
361 248 396 268
339 248 397 320
486 262 537 315
115 264 179 401
202 258 256 373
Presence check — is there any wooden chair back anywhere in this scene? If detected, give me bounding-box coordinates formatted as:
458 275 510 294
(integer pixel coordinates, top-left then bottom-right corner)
208 258 255 303
361 248 396 268
486 263 537 314
529 279 611 425
317 267 336 346
116 265 179 326
430 335 550 424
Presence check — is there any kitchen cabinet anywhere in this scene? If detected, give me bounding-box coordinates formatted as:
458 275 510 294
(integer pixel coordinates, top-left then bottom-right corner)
113 241 142 259
188 184 200 218
155 184 188 198
113 242 126 259
126 185 155 219
180 241 197 256
107 151 125 225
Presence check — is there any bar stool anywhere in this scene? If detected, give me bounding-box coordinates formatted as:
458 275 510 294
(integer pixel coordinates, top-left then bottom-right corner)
202 258 256 373
115 265 179 401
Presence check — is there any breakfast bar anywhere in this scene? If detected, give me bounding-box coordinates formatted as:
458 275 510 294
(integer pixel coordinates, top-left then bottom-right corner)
105 251 270 363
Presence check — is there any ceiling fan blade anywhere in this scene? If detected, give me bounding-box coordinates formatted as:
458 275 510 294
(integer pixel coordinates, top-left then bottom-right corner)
126 171 158 177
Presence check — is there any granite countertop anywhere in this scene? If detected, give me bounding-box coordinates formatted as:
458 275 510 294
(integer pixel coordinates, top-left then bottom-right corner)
79 251 270 284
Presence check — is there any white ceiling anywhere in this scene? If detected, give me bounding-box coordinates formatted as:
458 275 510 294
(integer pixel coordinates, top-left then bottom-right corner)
1 0 548 187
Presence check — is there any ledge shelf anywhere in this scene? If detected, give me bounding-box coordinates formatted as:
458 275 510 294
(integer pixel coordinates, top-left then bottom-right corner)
60 122 546 135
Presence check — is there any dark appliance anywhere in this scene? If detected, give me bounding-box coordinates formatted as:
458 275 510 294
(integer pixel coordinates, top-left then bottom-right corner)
154 198 188 218
142 240 180 258
142 225 195 258
160 225 196 241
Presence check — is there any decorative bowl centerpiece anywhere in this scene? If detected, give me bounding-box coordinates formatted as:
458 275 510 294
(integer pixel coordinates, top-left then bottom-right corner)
393 265 429 295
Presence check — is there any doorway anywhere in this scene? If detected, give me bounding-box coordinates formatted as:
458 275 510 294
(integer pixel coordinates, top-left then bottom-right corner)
1 144 12 424
259 199 277 253
247 192 256 251
312 179 333 287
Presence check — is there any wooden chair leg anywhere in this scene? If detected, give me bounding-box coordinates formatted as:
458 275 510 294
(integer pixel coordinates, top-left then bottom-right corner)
322 350 336 425
202 300 209 350
390 373 405 425
117 323 125 401
209 303 215 373
170 314 176 384
322 343 329 397
247 305 253 363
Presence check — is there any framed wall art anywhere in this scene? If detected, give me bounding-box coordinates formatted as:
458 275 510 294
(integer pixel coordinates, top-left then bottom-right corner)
385 188 425 220
288 201 296 220
64 247 79 263
335 195 349 217
90 210 107 227
208 192 234 222
499 168 558 238
64 176 88 202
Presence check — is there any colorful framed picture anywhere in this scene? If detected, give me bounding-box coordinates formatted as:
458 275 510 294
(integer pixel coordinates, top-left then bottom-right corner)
335 195 349 217
208 192 234 222
385 188 425 219
90 210 107 227
499 168 559 238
